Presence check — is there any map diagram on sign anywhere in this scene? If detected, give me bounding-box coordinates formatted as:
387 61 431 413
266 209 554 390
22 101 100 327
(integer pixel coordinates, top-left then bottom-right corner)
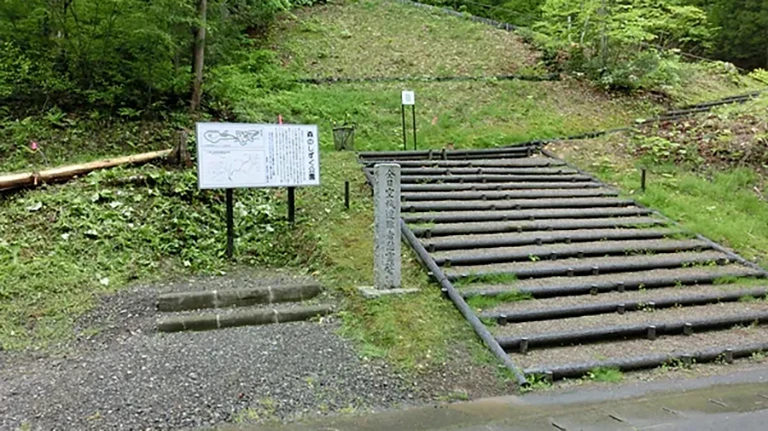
203 129 262 146
204 152 266 186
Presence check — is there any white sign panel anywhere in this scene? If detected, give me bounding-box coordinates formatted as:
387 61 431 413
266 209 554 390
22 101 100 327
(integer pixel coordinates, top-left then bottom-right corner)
401 90 415 106
196 123 319 190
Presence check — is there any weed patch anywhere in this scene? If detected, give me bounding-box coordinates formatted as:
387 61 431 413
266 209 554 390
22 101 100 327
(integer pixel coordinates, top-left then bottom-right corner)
465 291 532 310
586 367 624 383
455 272 518 287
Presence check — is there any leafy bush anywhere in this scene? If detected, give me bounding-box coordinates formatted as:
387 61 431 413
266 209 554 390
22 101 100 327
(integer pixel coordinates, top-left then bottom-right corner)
207 49 298 120
0 0 302 113
535 0 715 91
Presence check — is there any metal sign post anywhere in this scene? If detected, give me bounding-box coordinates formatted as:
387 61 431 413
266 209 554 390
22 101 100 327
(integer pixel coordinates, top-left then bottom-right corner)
401 104 407 151
401 90 416 150
196 122 320 258
226 188 234 258
279 115 298 225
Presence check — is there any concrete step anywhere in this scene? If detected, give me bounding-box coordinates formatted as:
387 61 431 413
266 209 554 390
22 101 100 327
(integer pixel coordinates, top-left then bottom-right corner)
421 228 682 251
519 325 768 380
479 283 768 324
362 157 563 168
399 174 594 183
401 188 617 202
157 283 322 312
400 181 604 192
156 303 334 333
494 301 768 346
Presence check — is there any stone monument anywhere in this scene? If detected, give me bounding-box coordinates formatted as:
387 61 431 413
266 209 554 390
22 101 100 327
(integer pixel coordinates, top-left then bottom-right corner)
373 163 401 290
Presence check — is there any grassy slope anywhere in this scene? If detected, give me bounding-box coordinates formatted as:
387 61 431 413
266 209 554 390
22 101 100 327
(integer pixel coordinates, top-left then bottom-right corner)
549 96 768 267
1 0 762 381
229 0 659 151
663 63 765 106
277 1 542 78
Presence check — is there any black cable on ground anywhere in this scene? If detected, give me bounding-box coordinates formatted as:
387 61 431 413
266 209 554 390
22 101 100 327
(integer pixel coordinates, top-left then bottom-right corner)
296 73 558 85
497 88 767 150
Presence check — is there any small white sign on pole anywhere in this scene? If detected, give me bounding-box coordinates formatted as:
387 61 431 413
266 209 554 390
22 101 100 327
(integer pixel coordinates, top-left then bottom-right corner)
196 123 320 190
401 90 415 106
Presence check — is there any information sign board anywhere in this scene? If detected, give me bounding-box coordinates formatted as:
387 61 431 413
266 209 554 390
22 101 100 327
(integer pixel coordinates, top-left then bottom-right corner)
196 123 319 190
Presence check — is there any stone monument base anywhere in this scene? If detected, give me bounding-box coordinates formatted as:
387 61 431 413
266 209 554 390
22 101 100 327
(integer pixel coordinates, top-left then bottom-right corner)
357 286 419 299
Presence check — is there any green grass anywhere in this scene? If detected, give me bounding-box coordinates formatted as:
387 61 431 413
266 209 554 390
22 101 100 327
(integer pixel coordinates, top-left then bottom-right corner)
592 164 768 267
285 152 480 371
714 276 767 287
277 0 542 79
586 367 624 383
223 80 651 152
465 291 532 310
2 0 762 379
0 164 297 349
663 61 765 106
0 116 183 174
454 272 518 287
213 0 658 152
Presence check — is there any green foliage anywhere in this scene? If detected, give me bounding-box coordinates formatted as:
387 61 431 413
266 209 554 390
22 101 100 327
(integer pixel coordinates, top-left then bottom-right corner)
586 367 624 382
535 0 715 91
749 69 768 85
688 0 768 70
599 164 768 267
0 164 296 349
0 0 298 112
0 115 183 173
465 291 532 310
428 0 545 27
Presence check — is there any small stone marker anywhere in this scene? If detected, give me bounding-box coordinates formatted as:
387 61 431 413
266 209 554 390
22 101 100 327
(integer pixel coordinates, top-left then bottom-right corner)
373 163 401 290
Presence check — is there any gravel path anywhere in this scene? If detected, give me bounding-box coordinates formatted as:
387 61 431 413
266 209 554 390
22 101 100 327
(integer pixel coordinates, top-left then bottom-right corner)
0 321 422 431
0 269 508 430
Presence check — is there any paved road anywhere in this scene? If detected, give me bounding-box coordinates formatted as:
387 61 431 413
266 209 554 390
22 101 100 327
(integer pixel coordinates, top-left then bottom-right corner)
227 369 768 431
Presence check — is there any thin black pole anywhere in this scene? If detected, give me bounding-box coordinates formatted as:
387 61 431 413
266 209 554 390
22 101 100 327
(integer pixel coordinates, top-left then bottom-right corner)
411 105 417 150
401 104 407 150
641 168 647 192
288 186 296 225
226 188 234 258
344 181 350 209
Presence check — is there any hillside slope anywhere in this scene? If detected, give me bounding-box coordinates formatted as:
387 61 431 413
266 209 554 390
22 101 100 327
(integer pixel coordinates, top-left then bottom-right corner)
277 0 541 78
219 0 762 153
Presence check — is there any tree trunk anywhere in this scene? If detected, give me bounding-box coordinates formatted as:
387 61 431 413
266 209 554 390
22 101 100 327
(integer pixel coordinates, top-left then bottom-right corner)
190 0 207 113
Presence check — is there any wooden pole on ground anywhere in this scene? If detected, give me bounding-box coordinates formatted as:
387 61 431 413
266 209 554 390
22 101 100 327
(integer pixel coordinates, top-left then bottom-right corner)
0 149 172 192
